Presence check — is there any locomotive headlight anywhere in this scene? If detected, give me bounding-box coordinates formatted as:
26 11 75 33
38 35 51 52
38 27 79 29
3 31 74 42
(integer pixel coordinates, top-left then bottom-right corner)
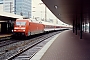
12 30 13 32
23 30 25 31
14 30 16 31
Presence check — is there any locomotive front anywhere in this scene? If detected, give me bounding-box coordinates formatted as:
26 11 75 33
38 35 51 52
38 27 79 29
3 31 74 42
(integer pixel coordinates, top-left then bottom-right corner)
13 20 27 36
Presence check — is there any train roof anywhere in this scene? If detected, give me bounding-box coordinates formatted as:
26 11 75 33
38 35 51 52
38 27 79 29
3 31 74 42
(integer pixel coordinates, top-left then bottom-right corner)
16 18 66 26
16 18 40 23
40 21 66 26
16 19 30 21
40 21 55 26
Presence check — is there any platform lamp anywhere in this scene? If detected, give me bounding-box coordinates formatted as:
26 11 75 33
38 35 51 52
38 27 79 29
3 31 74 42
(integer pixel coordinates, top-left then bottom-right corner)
20 7 23 16
39 3 47 22
32 7 36 19
28 12 30 18
10 2 12 13
32 11 36 19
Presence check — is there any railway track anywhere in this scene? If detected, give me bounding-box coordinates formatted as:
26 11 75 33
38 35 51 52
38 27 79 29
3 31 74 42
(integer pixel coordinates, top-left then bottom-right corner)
0 30 62 60
0 36 11 41
0 39 19 47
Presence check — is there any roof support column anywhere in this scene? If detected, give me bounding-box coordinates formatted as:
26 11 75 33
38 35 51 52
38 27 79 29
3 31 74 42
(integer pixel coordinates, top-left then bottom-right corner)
80 15 82 39
82 23 84 32
75 18 77 35
73 20 75 33
80 0 83 39
75 19 77 35
85 21 87 32
89 22 90 33
80 19 82 39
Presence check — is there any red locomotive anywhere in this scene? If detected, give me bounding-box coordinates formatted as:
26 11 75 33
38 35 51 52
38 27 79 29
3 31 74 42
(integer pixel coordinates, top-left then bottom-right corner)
13 19 69 37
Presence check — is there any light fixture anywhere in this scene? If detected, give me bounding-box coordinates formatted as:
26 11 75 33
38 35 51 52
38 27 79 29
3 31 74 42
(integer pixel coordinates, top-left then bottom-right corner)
58 14 60 15
54 5 58 9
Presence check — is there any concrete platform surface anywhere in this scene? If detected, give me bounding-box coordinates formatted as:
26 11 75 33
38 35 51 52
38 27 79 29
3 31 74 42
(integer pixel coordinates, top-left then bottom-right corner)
31 30 90 60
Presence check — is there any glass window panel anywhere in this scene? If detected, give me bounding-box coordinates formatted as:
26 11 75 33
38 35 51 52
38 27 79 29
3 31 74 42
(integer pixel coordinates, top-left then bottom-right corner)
16 22 26 26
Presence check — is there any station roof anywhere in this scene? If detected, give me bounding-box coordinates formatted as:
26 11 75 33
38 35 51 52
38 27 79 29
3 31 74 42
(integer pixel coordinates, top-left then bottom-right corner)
42 0 90 25
0 11 23 21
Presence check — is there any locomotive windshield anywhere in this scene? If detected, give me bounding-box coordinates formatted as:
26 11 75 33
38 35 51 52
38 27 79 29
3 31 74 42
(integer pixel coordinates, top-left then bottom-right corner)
16 22 26 26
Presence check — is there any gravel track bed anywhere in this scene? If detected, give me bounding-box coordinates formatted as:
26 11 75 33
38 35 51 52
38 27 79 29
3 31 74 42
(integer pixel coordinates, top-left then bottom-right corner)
13 34 55 60
0 31 61 60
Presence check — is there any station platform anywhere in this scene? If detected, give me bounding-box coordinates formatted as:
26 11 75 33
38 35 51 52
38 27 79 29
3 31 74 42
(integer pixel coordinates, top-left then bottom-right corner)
0 34 12 38
31 30 90 60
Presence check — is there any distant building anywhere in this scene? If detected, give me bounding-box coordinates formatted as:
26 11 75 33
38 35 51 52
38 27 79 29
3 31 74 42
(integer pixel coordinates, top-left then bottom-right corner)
0 0 32 18
0 0 3 4
0 0 3 11
0 4 3 11
14 0 32 18
3 0 14 13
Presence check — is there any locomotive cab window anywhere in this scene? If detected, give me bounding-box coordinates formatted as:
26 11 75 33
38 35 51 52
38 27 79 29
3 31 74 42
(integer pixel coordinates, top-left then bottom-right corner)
16 22 26 26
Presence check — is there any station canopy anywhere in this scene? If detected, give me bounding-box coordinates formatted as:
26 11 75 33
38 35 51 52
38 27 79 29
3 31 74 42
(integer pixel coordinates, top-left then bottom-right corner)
0 11 23 21
42 0 90 25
